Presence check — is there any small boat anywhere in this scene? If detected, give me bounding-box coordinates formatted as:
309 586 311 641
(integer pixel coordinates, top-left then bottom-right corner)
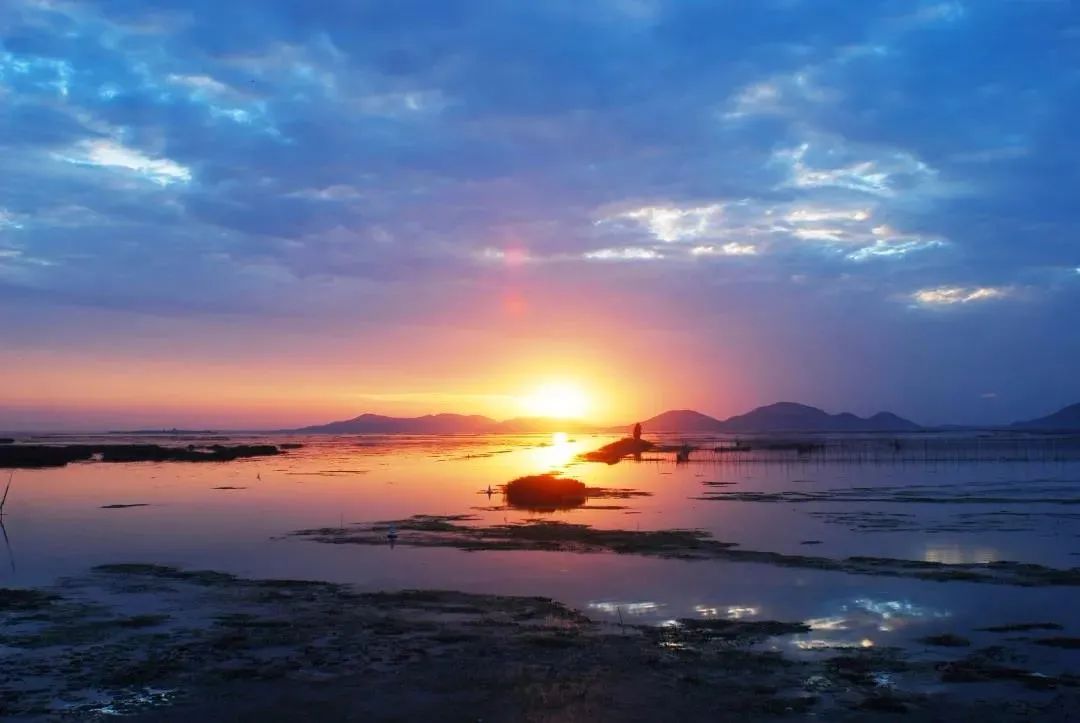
386 524 399 541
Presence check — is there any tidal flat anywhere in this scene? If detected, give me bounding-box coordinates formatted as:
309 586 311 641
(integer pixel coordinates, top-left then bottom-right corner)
1 564 1077 721
0 431 1079 719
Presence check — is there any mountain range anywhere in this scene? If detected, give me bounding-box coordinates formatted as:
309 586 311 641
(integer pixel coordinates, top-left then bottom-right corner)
295 402 921 434
637 403 922 433
293 400 1080 435
1013 402 1080 431
294 413 596 435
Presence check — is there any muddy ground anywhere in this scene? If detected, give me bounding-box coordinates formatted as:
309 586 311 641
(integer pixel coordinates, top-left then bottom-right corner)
290 515 1080 587
0 565 1078 721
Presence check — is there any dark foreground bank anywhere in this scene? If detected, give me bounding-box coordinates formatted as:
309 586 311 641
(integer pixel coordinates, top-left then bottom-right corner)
1 565 1077 721
0 443 297 468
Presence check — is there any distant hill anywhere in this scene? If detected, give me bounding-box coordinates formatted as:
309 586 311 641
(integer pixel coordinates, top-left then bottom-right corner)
296 413 496 435
1013 402 1080 430
627 403 920 433
717 402 920 433
294 413 596 435
636 409 725 432
295 402 921 435
487 417 597 434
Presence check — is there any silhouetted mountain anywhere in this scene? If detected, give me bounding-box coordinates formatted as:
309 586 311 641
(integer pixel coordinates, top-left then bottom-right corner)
488 417 597 434
636 409 725 432
296 413 496 435
295 413 596 435
718 402 920 432
296 402 921 435
1013 402 1080 430
626 403 920 433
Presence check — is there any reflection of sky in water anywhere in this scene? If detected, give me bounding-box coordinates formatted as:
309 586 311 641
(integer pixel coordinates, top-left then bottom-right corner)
693 604 760 619
792 597 951 650
587 601 663 616
924 544 999 565
4 432 1080 659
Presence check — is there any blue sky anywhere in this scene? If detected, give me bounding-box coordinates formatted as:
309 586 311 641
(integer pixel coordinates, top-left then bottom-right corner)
1 0 1079 428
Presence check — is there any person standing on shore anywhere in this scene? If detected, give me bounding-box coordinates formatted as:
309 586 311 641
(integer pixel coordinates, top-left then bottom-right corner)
632 422 642 440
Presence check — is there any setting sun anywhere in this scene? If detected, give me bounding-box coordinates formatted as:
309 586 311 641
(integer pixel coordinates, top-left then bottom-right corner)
521 382 591 419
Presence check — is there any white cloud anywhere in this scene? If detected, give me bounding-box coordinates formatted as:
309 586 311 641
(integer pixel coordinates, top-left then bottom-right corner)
167 73 230 95
599 196 944 263
848 238 944 261
583 247 662 261
208 106 253 124
0 51 72 96
722 70 835 120
724 82 782 118
911 285 1010 306
606 203 725 242
691 243 757 256
0 209 24 230
55 139 192 186
785 207 872 224
773 141 936 197
779 202 944 260
793 227 847 242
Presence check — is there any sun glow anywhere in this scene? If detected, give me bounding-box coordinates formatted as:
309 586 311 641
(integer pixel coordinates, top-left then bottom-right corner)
521 382 591 419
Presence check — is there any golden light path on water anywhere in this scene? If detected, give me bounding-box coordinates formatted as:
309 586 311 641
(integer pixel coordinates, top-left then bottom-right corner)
528 431 576 469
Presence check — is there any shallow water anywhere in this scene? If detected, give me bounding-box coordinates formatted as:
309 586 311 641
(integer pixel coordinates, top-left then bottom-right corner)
4 432 1080 664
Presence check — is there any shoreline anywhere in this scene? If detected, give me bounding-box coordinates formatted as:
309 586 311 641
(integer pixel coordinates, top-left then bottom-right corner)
1 564 1077 721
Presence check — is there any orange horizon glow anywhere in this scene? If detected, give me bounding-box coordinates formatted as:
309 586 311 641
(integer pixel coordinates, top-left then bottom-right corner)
1 347 686 430
0 310 740 430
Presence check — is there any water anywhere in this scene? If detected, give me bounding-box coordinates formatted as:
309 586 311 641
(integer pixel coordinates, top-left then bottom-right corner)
4 431 1080 662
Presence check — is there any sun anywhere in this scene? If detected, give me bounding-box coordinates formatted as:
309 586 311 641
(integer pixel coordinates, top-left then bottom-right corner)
522 381 591 419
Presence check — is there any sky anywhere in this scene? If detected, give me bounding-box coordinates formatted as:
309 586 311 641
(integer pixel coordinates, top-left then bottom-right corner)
1 0 1079 430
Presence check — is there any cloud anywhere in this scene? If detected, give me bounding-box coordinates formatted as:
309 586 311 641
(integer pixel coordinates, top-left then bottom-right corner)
593 196 944 264
691 243 757 256
0 208 25 230
604 203 725 243
166 73 230 95
54 139 192 185
773 140 937 197
583 247 663 261
911 286 1012 307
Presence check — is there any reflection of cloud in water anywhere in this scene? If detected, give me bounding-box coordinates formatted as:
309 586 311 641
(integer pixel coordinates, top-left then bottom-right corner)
694 604 760 620
796 597 950 649
588 601 663 616
794 638 875 650
924 543 999 565
851 597 951 628
805 616 849 631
